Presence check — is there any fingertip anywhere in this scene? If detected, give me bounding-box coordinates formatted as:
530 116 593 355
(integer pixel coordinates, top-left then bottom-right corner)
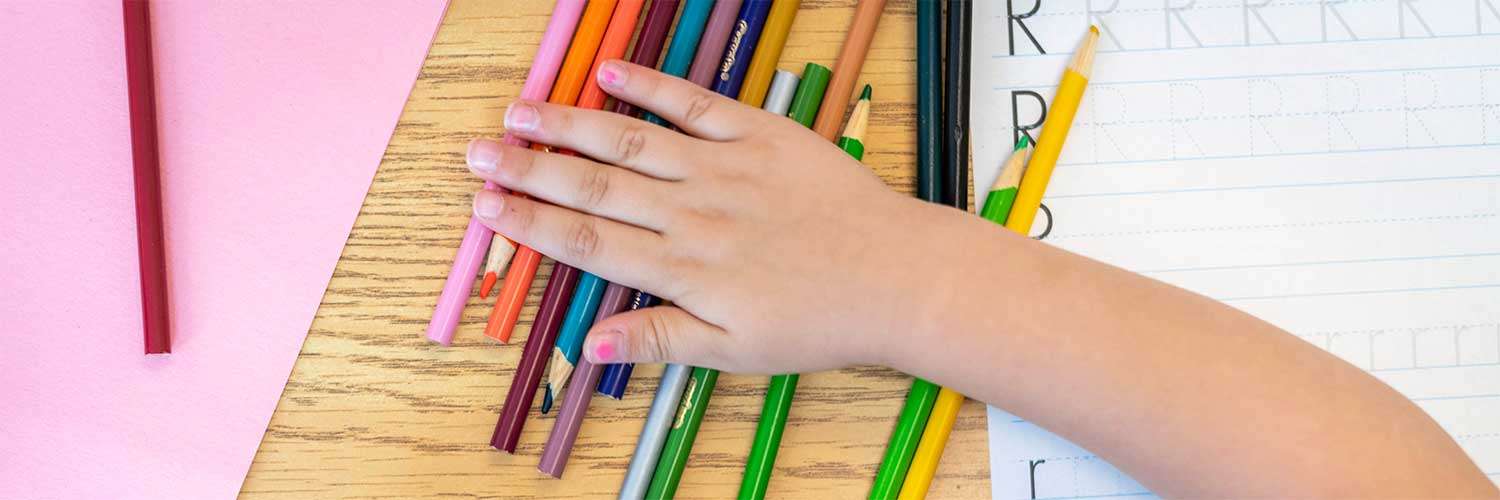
467 138 502 174
473 190 504 220
597 59 628 90
583 328 626 364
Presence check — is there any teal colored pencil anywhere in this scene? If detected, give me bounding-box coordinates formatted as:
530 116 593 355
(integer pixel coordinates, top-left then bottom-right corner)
644 0 715 127
542 272 608 413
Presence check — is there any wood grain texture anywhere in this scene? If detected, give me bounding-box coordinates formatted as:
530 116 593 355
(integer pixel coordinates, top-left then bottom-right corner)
242 0 989 498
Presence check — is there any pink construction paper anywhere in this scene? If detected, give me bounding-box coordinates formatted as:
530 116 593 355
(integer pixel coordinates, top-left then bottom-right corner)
0 1 447 498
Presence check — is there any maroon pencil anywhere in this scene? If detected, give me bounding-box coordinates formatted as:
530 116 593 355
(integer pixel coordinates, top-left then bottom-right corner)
491 264 580 453
609 0 680 117
536 283 634 476
123 0 170 355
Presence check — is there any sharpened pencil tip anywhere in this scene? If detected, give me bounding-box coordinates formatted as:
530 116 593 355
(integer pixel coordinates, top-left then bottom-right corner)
1015 135 1031 150
541 385 554 414
860 84 872 100
1090 25 1099 35
480 272 497 298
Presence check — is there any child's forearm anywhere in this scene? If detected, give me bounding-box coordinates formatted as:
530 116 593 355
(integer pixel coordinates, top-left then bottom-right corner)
892 211 1495 497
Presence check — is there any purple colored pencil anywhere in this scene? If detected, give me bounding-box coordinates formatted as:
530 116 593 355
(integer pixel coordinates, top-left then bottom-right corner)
611 0 680 117
537 283 635 477
491 264 581 453
685 0 743 88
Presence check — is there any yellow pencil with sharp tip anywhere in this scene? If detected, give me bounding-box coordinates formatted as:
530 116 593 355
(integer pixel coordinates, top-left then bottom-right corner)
1005 25 1098 236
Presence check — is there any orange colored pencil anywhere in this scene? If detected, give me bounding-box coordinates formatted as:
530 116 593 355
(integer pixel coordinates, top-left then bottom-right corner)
485 0 619 343
811 0 887 140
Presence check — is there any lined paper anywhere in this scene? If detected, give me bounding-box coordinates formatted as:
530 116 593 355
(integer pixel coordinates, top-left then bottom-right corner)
972 2 1500 498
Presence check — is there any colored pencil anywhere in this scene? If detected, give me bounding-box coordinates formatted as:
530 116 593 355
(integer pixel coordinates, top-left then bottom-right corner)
645 26 776 497
914 0 940 203
869 380 939 500
941 0 972 210
426 0 584 345
711 0 774 98
596 290 662 399
618 13 742 495
980 137 1031 225
895 388 962 500
620 363 691 500
641 0 714 127
787 63 831 128
542 272 608 413
490 260 580 453
484 0 618 344
736 0 800 108
1006 26 1098 236
612 0 682 118
645 366 719 499
811 0 887 140
686 0 744 88
123 0 171 355
836 84 872 158
738 81 861 500
479 237 516 298
537 282 634 477
760 70 800 116
896 139 1031 500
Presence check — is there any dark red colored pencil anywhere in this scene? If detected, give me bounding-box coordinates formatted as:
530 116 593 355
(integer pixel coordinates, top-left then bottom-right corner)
609 0 679 117
124 0 170 355
491 263 580 453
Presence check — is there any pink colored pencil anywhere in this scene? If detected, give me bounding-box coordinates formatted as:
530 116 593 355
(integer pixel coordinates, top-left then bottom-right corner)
425 0 586 345
685 0 743 88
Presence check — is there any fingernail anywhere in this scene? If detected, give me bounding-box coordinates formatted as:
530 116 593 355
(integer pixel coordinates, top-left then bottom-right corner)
467 138 502 173
474 190 503 219
598 60 627 89
504 102 540 133
586 330 624 363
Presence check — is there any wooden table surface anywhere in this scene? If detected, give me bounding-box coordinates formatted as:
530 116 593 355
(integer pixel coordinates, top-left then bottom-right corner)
243 1 991 498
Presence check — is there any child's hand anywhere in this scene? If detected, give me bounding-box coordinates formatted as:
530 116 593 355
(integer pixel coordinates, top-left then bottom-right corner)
466 60 965 374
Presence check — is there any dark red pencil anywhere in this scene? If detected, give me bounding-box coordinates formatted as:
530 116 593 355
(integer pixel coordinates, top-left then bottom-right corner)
123 0 170 355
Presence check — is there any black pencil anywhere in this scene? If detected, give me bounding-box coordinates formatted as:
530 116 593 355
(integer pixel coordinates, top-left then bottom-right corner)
942 0 972 210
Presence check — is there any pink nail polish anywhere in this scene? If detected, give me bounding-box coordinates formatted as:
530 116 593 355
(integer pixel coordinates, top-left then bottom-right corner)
474 191 503 219
504 102 540 133
592 335 617 362
598 61 626 88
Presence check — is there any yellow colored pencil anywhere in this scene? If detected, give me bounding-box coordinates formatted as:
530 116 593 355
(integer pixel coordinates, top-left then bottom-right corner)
737 0 800 108
1005 25 1098 236
896 388 963 500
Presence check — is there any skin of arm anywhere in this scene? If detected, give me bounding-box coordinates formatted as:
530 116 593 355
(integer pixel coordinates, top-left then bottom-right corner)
461 60 1497 497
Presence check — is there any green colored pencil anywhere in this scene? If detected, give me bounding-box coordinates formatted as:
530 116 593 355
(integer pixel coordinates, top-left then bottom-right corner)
737 81 863 500
787 63 831 128
981 137 1032 225
869 379 938 500
644 367 719 499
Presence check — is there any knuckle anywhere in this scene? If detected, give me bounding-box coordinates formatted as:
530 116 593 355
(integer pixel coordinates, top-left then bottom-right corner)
505 147 538 183
576 167 611 210
613 124 647 163
643 313 675 362
565 219 601 261
681 92 715 128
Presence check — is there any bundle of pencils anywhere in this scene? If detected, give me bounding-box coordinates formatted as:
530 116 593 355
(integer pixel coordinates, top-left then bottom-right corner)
873 23 1100 500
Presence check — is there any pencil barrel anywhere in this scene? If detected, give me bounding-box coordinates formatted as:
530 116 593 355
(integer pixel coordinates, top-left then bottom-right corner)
869 378 940 500
738 373 800 500
1006 71 1088 236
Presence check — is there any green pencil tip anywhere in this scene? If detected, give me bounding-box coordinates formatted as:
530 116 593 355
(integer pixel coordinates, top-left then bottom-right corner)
1014 135 1031 150
860 84 872 100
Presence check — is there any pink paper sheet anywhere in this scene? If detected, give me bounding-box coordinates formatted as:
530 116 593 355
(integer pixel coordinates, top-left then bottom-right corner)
0 1 447 498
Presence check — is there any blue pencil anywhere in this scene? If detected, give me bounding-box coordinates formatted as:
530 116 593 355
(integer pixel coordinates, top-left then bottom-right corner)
596 291 663 398
542 272 608 413
711 0 774 98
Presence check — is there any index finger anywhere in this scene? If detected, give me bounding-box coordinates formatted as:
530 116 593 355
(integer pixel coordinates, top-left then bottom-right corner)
596 60 771 142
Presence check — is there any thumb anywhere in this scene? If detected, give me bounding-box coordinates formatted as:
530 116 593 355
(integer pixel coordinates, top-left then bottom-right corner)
582 306 730 367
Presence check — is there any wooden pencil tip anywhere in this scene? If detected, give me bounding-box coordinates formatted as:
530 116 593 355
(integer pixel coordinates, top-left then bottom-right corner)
541 385 554 414
1089 25 1099 35
860 84 872 100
